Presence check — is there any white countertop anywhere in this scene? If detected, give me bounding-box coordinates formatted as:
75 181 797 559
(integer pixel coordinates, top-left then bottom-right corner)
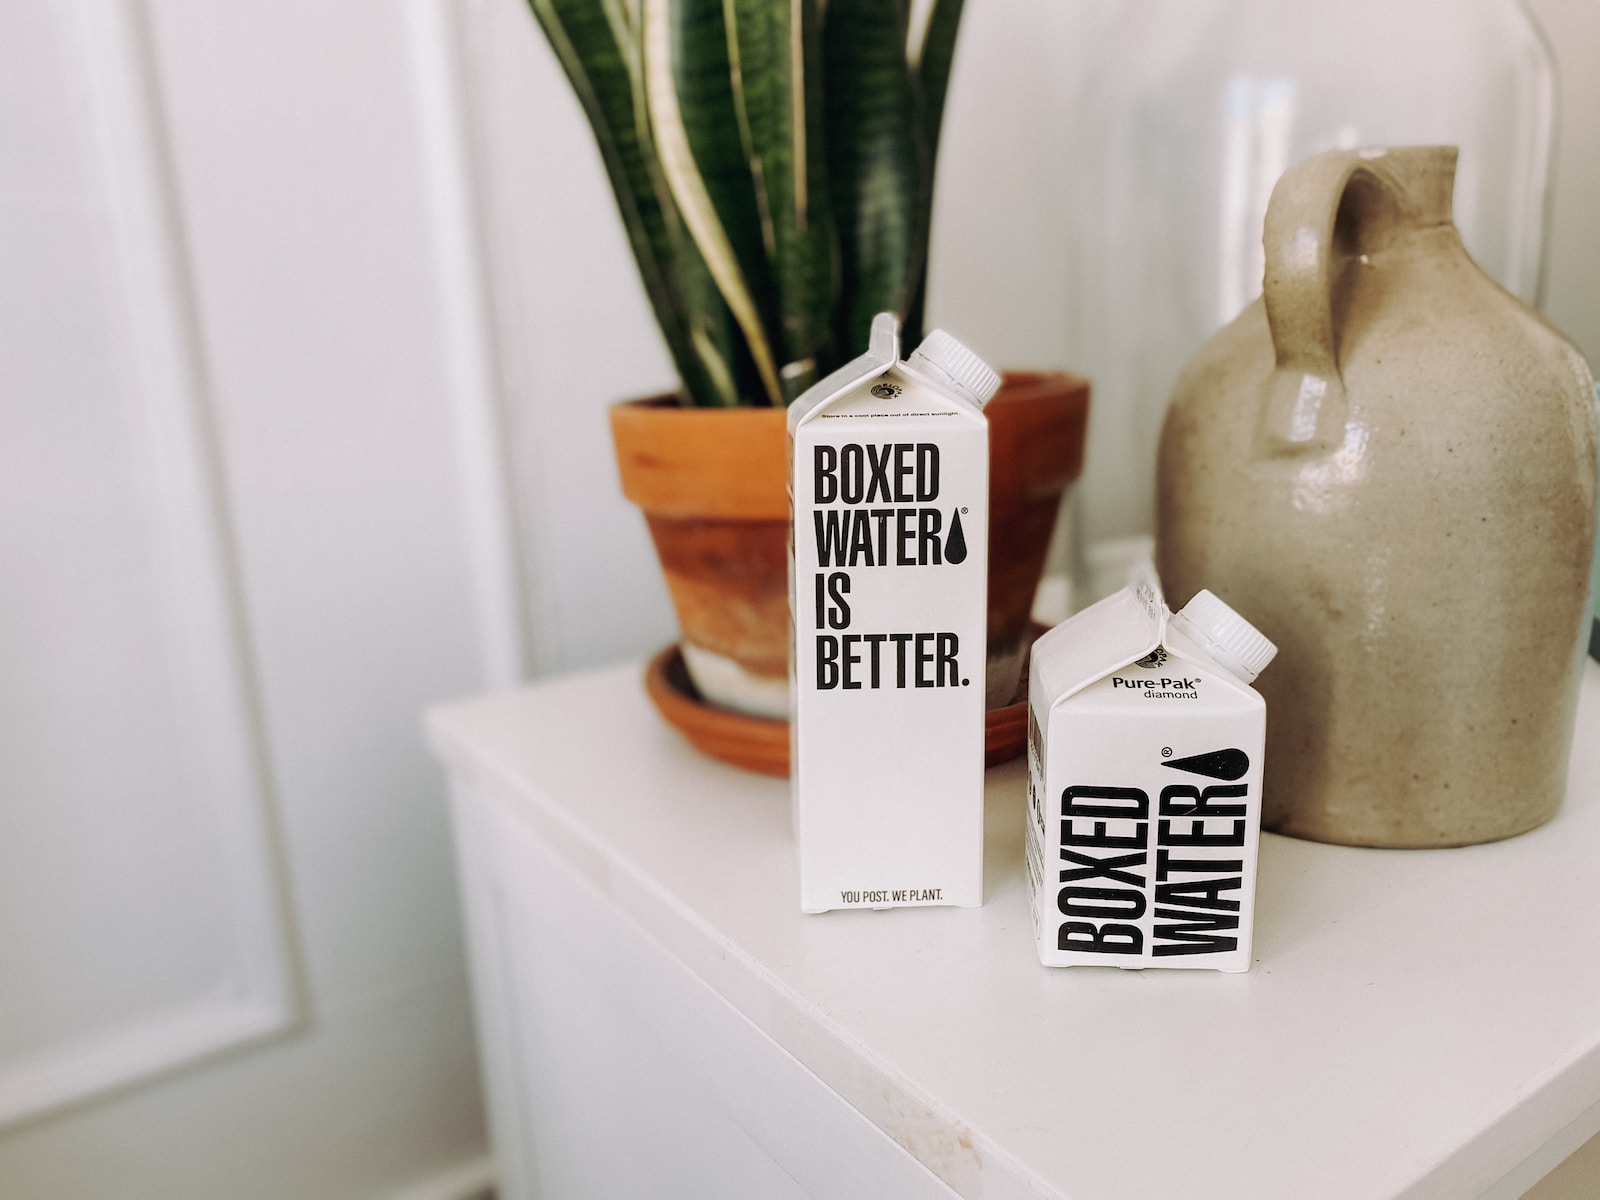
428 660 1600 1200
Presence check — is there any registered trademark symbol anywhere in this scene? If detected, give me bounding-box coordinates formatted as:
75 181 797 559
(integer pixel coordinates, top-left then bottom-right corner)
1161 747 1173 758
960 507 968 514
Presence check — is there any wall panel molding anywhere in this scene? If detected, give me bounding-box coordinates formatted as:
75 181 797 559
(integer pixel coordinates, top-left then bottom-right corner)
405 0 529 690
382 1155 497 1200
0 0 301 1130
0 1000 288 1131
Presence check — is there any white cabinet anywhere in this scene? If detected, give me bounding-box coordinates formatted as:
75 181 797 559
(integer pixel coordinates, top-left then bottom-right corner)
430 663 1600 1199
450 780 959 1199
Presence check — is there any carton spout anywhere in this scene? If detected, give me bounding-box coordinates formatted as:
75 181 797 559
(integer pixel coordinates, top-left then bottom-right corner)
907 330 1002 409
1168 590 1277 683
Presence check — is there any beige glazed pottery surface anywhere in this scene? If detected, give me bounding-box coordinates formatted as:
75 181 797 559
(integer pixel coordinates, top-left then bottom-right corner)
612 372 1089 725
1156 145 1598 848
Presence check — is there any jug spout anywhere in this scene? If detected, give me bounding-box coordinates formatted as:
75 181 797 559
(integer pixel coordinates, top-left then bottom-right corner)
1360 145 1458 231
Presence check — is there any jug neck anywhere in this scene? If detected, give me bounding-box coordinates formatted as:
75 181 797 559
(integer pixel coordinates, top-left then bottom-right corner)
1333 147 1457 257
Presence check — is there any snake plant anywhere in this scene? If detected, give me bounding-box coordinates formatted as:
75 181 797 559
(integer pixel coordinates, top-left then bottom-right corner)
527 0 966 405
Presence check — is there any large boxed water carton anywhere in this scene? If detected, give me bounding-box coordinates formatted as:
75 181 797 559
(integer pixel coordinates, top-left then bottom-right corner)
790 313 999 913
1026 575 1276 969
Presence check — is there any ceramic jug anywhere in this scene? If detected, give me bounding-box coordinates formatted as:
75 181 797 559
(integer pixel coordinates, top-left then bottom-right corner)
1155 145 1597 848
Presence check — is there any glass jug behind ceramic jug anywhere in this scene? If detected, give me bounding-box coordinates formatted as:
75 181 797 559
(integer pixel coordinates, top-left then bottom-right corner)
1064 0 1555 548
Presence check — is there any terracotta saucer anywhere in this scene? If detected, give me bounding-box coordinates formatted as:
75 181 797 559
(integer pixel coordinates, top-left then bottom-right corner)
644 644 1029 777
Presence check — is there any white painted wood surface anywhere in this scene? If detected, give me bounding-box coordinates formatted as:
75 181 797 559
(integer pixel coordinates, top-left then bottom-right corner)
431 661 1600 1200
451 770 966 1200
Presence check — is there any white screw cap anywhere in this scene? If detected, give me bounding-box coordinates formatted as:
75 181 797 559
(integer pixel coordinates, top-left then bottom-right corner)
1168 590 1277 683
907 329 1002 408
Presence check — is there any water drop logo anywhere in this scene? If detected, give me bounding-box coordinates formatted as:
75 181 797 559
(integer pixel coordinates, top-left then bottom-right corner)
1160 748 1250 780
945 509 967 564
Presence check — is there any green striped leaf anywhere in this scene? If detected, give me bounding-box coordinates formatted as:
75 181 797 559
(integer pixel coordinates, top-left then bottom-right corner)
913 0 963 152
527 0 742 404
902 0 965 343
528 0 966 405
821 0 927 357
725 0 837 379
645 0 785 404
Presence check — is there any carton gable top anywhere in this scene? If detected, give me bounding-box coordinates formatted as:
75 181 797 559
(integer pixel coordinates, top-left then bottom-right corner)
1031 581 1164 708
1032 576 1262 710
788 313 987 431
788 313 900 432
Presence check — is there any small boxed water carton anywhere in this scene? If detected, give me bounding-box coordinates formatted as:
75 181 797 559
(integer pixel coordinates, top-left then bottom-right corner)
1026 575 1277 970
790 313 999 913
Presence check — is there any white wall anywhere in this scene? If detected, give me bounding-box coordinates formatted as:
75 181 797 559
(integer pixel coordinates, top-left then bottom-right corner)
0 2 499 1196
1533 0 1600 364
454 0 683 678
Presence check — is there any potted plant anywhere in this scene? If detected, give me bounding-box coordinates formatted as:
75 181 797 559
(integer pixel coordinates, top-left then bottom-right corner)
528 0 1088 726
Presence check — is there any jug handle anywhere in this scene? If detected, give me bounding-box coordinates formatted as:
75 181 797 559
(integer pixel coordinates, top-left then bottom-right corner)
1257 149 1417 455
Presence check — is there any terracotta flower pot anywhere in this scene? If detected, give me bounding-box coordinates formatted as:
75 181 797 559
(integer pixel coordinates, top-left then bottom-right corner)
611 371 1090 717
